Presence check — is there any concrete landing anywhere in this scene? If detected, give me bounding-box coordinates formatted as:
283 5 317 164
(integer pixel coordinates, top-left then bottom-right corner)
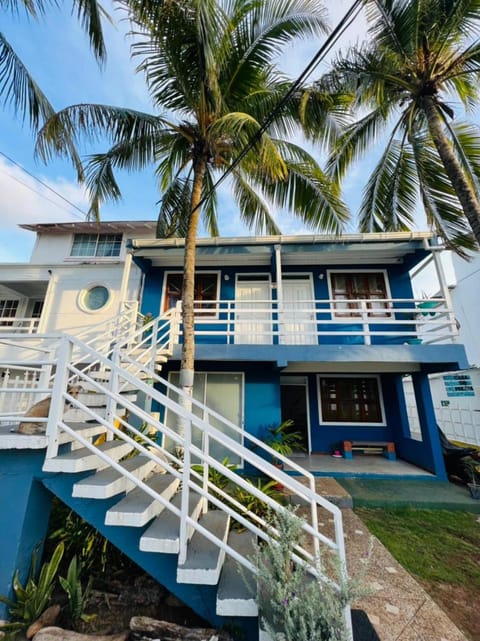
338 478 480 512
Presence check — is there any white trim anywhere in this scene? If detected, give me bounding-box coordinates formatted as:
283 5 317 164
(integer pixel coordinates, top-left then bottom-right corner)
234 273 272 345
77 283 113 314
317 373 387 426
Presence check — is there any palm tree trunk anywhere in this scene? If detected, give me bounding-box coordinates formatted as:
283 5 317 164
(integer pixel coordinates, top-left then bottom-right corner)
423 97 480 246
179 156 207 398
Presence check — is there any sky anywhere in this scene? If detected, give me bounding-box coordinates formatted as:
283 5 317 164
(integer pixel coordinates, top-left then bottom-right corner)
0 0 377 262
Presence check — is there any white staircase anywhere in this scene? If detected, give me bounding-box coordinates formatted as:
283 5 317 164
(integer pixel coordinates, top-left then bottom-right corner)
0 312 353 639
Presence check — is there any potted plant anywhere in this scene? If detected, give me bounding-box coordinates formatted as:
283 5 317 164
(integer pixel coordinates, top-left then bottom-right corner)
464 459 480 499
264 419 305 466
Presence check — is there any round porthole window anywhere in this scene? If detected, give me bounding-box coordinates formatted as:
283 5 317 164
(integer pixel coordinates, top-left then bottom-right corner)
81 285 110 311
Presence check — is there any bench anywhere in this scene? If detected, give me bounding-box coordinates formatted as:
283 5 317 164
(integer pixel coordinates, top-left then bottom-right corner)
343 440 396 461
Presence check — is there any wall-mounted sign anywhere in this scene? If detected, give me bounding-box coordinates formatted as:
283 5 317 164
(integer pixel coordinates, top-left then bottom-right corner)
443 374 475 397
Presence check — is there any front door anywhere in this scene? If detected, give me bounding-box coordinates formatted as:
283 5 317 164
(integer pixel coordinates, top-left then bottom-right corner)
280 376 310 453
280 276 316 344
235 276 271 344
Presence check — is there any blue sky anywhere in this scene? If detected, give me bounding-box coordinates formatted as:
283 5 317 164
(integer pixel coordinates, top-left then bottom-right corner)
0 1 415 263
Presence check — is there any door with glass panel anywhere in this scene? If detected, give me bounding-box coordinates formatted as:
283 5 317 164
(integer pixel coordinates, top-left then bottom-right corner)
235 276 271 344
166 372 243 464
280 276 316 344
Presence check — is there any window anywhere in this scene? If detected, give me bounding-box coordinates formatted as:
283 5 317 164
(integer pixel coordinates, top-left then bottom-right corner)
0 299 19 326
80 285 110 311
163 273 218 316
330 272 389 317
318 376 384 424
70 233 122 257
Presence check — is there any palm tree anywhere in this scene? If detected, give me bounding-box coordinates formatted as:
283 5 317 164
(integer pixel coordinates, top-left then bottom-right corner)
304 0 480 254
1 0 108 179
36 0 349 399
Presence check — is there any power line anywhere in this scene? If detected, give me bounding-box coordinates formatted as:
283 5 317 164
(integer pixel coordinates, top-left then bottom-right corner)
0 167 86 218
192 0 365 216
0 150 89 219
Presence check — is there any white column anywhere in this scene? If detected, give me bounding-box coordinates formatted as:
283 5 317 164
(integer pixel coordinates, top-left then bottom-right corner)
118 252 133 315
429 241 457 342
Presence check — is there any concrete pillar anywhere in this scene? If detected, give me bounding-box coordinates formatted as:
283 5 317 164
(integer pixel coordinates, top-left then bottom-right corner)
0 451 53 619
411 372 447 480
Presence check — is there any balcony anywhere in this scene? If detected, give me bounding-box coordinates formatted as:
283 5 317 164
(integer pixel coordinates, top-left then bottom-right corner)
170 297 458 347
0 317 40 334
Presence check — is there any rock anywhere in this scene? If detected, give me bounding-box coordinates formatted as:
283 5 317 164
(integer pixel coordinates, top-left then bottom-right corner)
27 605 62 638
33 626 128 641
129 616 233 641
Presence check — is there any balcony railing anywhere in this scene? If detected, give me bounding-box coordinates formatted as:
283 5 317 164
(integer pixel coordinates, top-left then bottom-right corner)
171 297 458 346
0 317 40 334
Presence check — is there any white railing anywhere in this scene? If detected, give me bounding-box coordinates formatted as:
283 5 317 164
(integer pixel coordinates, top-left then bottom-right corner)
0 318 40 334
168 297 458 346
0 333 352 639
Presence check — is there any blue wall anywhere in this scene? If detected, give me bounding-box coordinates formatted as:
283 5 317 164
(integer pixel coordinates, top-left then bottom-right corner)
0 451 53 619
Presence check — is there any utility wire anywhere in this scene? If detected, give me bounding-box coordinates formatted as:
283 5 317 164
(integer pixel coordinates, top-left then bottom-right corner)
191 0 365 217
0 167 85 218
0 150 89 219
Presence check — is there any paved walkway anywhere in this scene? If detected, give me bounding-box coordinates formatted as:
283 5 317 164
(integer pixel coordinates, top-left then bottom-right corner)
295 478 472 641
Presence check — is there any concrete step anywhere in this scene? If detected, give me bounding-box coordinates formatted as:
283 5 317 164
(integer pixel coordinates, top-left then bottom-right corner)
139 490 204 554
216 530 258 616
177 510 230 586
64 407 106 422
77 390 137 408
42 440 132 473
72 455 158 499
105 473 180 526
59 421 106 444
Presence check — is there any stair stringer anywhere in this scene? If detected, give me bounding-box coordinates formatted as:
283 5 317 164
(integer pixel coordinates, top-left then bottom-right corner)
41 473 259 641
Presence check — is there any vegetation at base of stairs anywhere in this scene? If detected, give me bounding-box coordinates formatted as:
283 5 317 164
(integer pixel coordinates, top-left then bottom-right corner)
0 543 95 639
47 499 137 579
0 544 64 638
252 508 367 641
356 507 480 641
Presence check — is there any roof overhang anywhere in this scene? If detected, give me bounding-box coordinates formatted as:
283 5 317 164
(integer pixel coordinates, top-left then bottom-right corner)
20 221 157 235
130 232 436 268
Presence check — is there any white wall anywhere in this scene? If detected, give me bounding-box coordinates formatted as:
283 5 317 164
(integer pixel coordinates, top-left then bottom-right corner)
450 253 480 367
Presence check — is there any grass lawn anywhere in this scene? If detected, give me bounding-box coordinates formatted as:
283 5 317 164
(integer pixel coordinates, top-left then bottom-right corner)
356 507 480 640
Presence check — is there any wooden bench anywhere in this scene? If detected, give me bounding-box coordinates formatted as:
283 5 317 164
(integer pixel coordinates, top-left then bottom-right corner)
343 440 396 461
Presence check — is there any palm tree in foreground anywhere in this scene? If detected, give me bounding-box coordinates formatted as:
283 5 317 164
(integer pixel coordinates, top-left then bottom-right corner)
1 0 108 150
307 0 480 254
37 0 349 400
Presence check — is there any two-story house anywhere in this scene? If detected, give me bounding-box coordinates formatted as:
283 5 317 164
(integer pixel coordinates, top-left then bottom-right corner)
0 224 470 639
129 231 468 479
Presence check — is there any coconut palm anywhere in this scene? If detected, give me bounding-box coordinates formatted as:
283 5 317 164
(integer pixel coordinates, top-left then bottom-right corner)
1 0 108 178
306 0 480 254
36 0 349 397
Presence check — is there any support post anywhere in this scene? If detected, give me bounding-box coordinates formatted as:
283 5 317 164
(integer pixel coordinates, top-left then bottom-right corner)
412 371 447 479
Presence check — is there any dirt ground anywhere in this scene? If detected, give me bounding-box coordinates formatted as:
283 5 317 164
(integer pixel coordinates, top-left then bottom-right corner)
419 581 480 641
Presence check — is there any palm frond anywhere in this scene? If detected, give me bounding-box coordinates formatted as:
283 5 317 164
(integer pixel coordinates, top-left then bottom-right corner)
232 171 281 236
0 32 55 129
156 176 193 238
72 0 110 63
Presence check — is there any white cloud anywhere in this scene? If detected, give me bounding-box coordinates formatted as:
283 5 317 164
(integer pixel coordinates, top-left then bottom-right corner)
0 158 88 261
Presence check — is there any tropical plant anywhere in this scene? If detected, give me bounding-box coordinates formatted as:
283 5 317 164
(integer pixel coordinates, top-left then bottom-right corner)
232 477 285 528
304 0 480 254
59 556 95 629
0 0 108 141
264 419 306 463
0 543 64 638
36 0 350 402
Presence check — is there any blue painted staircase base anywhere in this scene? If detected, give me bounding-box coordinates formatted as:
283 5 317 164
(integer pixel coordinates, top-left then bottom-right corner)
42 473 259 640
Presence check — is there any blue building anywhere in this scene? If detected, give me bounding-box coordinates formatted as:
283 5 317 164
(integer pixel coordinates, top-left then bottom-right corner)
131 231 468 479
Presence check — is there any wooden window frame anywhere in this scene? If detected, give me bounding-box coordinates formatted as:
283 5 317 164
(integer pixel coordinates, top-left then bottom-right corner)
162 272 220 317
327 270 391 319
